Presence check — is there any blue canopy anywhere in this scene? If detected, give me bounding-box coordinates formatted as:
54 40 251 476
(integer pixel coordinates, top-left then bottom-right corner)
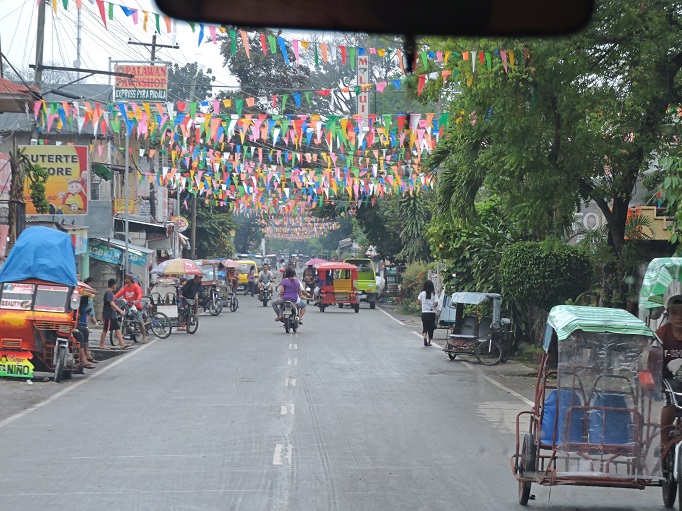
0 226 77 287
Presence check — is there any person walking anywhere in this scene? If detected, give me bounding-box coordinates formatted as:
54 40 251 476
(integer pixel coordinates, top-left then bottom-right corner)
247 265 256 297
417 280 438 346
99 278 131 350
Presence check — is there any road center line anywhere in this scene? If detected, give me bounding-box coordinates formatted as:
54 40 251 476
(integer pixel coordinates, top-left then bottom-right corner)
272 443 283 465
280 404 295 415
288 358 297 366
289 343 297 350
285 378 296 387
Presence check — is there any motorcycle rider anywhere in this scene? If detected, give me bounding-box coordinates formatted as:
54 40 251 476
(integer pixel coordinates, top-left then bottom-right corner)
114 274 147 343
302 263 316 293
258 263 275 298
272 267 309 324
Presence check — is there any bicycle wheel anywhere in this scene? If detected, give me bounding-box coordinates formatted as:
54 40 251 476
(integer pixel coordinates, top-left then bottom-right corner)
187 314 199 334
230 295 239 312
475 339 503 365
150 312 172 339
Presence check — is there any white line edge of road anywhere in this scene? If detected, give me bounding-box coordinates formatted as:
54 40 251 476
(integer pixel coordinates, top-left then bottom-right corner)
386 309 535 408
0 340 155 430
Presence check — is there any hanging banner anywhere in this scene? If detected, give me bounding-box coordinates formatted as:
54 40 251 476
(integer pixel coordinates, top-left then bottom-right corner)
357 54 370 119
20 145 89 215
0 351 34 379
114 64 168 101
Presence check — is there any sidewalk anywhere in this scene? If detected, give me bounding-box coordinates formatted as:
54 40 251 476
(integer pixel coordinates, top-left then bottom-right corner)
377 302 539 402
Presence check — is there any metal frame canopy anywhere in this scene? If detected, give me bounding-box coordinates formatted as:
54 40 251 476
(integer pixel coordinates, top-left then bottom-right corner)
450 292 501 305
545 305 656 348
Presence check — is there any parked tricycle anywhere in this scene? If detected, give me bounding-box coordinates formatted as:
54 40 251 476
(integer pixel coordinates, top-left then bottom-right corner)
511 305 663 505
194 259 225 315
441 292 513 365
315 262 360 313
0 227 84 382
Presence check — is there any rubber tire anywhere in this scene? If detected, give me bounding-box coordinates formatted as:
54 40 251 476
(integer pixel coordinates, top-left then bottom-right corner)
319 304 325 312
338 304 343 308
519 433 536 505
187 314 199 334
284 317 291 333
292 321 298 333
675 448 682 510
476 340 503 366
663 446 677 508
448 353 457 360
54 345 67 383
354 304 360 313
209 299 223 316
150 312 172 339
369 301 376 310
230 297 239 312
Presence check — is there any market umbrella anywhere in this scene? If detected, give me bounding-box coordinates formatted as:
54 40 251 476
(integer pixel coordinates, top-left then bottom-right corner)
305 258 327 266
151 258 204 276
220 259 238 268
639 257 682 309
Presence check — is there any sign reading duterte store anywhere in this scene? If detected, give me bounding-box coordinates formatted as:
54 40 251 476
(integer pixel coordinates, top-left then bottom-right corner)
114 65 168 101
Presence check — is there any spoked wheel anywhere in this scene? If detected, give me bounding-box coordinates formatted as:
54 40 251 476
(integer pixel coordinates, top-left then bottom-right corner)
150 312 172 339
476 339 503 365
662 445 678 508
53 345 67 383
518 433 536 506
187 314 199 334
230 296 239 312
209 299 223 316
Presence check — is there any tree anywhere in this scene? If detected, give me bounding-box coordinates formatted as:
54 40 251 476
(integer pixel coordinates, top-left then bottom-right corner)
423 0 682 294
167 62 216 102
396 190 433 262
193 198 235 259
234 215 264 254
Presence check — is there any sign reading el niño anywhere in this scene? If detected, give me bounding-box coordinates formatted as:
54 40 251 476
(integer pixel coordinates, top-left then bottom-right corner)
114 64 168 101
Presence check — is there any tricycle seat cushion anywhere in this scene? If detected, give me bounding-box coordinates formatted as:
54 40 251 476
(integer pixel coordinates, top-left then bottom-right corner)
587 393 633 445
541 389 584 445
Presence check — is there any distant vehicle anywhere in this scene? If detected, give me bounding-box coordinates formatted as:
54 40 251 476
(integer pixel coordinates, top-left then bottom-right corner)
344 258 378 309
236 260 259 290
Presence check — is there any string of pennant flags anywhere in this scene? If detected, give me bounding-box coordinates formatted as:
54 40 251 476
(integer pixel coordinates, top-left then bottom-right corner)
49 0 525 77
262 219 341 240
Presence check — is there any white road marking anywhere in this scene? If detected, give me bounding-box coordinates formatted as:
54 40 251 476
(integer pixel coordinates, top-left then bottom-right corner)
285 378 296 387
280 404 295 415
272 443 293 466
0 341 154 430
378 306 407 326
288 358 297 366
289 343 297 350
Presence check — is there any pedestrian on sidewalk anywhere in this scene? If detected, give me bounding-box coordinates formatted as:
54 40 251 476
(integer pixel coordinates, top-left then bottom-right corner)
98 278 131 350
84 276 100 326
417 279 438 346
247 265 256 296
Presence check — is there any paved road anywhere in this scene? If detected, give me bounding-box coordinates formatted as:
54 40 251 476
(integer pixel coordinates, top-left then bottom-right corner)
0 296 668 510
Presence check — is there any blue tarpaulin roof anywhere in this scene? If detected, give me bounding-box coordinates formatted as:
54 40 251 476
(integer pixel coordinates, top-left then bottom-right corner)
0 226 77 287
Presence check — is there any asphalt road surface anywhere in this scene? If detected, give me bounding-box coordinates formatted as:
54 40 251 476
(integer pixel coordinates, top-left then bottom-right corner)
0 296 670 510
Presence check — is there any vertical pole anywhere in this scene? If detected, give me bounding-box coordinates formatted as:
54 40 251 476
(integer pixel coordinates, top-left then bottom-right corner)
151 33 157 62
190 193 197 259
124 121 130 274
75 7 82 78
34 0 47 86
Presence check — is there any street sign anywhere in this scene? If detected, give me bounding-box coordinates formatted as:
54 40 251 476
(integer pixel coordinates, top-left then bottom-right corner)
114 64 168 101
366 245 377 256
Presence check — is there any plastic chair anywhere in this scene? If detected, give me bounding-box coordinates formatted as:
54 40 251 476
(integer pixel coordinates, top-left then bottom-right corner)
588 392 633 445
541 389 584 445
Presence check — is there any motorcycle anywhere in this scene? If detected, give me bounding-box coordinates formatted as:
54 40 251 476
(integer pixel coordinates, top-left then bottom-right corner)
280 300 301 333
198 285 223 316
258 280 273 307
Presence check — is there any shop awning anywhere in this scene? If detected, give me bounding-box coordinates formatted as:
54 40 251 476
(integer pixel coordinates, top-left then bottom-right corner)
92 163 113 181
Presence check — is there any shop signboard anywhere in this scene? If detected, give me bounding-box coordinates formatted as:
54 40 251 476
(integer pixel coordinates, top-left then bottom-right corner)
0 351 34 378
20 145 89 215
114 64 168 101
89 241 147 267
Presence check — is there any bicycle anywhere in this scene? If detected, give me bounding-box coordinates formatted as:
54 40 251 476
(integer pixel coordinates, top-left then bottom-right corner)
113 300 172 345
225 289 239 312
177 297 199 334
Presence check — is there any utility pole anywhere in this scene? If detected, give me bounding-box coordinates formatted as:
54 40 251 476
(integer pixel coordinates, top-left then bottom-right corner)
190 194 197 259
34 0 47 86
74 7 82 79
128 34 179 63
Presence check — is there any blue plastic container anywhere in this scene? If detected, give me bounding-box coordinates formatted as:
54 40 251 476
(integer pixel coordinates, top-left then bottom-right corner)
541 389 584 445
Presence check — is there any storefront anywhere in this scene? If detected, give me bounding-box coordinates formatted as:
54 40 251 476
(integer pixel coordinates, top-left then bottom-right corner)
89 237 154 292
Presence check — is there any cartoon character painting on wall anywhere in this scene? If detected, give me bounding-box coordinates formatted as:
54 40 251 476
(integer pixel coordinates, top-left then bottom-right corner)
58 172 88 212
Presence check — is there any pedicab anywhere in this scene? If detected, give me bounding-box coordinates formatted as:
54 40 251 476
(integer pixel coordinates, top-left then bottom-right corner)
0 227 83 382
441 292 513 365
150 258 203 333
194 259 225 315
638 257 682 508
315 262 360 313
511 305 663 505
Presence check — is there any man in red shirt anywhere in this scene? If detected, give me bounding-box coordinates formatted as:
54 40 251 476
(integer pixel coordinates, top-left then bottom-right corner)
115 274 147 343
657 295 682 446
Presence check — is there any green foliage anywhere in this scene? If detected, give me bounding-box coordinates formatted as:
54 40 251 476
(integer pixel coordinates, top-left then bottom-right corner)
427 198 521 292
194 198 235 259
399 261 430 315
25 162 50 214
658 155 682 246
397 191 433 263
167 62 215 102
234 216 264 254
500 239 593 310
424 0 682 264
